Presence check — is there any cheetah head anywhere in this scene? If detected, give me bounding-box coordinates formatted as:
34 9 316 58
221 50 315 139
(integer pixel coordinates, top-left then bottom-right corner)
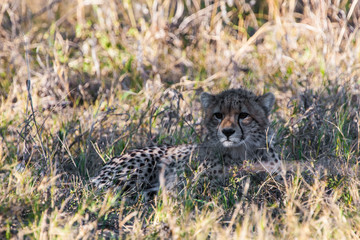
200 88 275 149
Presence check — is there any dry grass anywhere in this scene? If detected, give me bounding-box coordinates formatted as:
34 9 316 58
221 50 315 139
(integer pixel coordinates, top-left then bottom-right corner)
1 0 360 239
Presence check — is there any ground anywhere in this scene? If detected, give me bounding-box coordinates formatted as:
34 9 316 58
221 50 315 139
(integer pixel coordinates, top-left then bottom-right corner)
1 0 360 239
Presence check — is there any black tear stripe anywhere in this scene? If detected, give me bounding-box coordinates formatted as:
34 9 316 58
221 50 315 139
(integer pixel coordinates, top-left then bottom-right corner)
238 122 244 140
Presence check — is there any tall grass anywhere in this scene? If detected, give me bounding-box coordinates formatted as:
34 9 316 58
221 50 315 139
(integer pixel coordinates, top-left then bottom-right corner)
0 0 360 239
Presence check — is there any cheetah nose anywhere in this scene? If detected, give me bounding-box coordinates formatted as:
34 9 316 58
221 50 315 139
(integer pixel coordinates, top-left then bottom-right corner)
222 128 235 138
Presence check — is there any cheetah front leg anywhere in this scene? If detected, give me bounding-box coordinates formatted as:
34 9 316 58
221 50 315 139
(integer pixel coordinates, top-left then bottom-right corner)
243 148 282 174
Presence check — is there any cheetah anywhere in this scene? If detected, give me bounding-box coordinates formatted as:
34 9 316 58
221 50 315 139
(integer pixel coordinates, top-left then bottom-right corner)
91 88 281 195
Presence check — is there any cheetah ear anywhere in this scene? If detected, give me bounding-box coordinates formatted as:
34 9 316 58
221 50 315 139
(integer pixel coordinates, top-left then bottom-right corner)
258 92 275 115
200 92 215 109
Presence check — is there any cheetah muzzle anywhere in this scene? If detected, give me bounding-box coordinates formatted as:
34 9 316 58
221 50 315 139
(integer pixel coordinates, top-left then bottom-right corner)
91 88 282 197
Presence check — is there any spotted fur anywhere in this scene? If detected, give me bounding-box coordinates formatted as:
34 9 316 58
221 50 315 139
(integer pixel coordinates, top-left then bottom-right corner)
91 88 281 195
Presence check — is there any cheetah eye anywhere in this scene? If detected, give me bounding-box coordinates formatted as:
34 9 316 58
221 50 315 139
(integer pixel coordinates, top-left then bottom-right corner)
213 112 223 120
239 112 249 119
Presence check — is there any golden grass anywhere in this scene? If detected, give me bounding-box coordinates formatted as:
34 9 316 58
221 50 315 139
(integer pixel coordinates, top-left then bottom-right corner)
1 0 360 239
